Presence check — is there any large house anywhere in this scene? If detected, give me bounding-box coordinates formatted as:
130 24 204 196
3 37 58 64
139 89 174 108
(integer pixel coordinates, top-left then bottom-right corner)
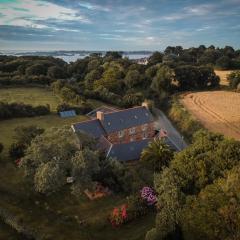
71 104 158 162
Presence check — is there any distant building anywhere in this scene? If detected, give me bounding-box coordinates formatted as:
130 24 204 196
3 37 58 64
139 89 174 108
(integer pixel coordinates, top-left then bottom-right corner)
135 57 149 65
72 104 158 162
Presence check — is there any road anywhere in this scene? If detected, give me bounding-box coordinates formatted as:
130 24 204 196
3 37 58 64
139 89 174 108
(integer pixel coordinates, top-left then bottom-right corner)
153 108 188 151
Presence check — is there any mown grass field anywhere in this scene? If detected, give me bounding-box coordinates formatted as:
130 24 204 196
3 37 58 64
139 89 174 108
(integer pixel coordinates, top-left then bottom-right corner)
0 87 60 112
0 114 88 155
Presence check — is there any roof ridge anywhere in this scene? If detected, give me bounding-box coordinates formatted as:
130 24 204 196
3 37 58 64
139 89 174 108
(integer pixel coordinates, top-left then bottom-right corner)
99 106 146 117
72 118 99 125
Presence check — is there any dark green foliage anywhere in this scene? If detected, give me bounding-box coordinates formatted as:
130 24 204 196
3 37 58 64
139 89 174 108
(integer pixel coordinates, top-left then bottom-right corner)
0 56 67 86
147 130 240 240
140 139 174 172
227 70 240 89
181 164 240 240
174 65 219 90
9 142 26 159
9 125 44 159
0 102 50 120
216 56 232 70
0 143 3 154
148 52 163 65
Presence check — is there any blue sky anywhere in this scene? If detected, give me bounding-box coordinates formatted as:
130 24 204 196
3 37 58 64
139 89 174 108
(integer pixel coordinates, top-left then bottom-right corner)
0 0 240 51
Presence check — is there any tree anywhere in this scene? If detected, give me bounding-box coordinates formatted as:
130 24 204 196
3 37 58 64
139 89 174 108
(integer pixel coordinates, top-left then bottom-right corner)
148 52 163 65
71 149 100 195
124 69 142 88
227 70 240 89
150 65 174 98
140 139 174 172
21 127 79 179
93 65 123 92
105 51 122 60
34 161 65 194
47 65 66 79
26 64 47 76
13 125 44 146
181 164 240 240
146 168 184 239
9 126 44 159
216 56 232 70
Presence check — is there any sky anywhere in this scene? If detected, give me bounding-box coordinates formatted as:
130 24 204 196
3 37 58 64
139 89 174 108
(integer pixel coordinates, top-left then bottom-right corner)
0 0 240 51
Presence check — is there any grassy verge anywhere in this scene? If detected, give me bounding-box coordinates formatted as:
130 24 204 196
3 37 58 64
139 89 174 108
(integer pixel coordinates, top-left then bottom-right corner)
165 95 203 143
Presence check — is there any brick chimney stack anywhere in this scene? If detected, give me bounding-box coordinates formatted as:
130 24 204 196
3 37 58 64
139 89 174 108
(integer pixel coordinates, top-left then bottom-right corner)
142 101 149 109
96 111 104 121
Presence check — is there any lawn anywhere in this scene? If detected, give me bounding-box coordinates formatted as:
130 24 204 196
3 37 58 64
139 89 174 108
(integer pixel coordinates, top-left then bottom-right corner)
0 87 61 112
0 114 88 155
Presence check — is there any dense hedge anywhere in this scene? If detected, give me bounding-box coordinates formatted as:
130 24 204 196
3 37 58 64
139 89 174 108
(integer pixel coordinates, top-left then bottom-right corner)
166 96 203 142
0 102 50 120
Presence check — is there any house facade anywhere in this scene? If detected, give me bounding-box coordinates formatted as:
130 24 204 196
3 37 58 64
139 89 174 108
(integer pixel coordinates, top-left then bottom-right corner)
72 104 157 162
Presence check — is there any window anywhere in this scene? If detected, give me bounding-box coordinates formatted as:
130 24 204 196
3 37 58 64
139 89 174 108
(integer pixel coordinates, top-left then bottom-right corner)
142 132 148 139
129 127 135 135
142 124 148 131
118 130 124 138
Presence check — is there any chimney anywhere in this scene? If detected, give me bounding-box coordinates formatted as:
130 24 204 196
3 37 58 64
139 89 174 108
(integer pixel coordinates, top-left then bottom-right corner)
142 101 149 109
97 111 104 121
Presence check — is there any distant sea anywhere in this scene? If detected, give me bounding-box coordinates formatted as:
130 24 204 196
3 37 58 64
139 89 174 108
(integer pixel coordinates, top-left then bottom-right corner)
0 50 152 63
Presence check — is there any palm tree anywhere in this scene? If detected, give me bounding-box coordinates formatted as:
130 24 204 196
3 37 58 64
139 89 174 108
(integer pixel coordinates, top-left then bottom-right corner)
140 138 173 172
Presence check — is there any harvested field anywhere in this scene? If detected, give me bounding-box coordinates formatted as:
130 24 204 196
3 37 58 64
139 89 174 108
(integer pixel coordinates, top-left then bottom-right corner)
181 91 240 140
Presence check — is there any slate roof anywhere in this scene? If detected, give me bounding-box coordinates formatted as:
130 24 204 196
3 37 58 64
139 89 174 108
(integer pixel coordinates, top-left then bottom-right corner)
72 119 105 139
107 139 151 162
98 135 112 151
100 106 154 134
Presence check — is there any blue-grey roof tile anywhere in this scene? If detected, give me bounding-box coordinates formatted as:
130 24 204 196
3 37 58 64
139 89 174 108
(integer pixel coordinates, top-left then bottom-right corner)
107 139 151 162
100 106 154 133
72 119 105 138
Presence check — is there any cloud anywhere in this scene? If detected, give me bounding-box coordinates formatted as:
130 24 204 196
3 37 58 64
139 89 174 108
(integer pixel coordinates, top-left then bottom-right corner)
0 0 90 30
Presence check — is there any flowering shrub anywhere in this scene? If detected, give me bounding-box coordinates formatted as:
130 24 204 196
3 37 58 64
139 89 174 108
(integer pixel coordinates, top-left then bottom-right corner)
140 187 157 206
109 205 128 227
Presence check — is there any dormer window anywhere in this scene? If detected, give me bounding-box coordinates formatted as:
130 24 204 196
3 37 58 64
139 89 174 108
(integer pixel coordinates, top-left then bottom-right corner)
129 127 135 135
118 130 124 138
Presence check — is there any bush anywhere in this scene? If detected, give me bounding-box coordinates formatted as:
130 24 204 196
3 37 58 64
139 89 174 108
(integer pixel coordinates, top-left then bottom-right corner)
167 97 202 142
0 102 50 120
227 71 240 89
9 142 26 159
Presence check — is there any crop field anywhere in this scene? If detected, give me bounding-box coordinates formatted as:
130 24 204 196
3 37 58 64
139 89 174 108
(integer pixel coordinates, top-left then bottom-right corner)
181 91 240 140
0 87 60 112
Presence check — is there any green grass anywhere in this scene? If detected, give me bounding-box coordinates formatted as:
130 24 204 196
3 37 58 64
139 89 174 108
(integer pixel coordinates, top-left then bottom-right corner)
0 114 88 155
0 87 153 239
0 87 60 112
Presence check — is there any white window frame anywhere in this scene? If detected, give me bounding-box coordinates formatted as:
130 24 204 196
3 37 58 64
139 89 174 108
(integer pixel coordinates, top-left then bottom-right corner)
129 127 136 135
142 132 148 139
142 124 148 131
118 130 124 138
